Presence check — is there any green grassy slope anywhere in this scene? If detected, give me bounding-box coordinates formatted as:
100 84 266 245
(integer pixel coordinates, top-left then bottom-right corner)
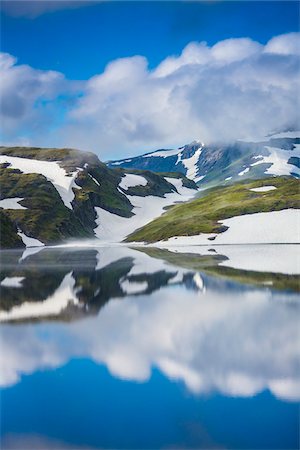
125 176 300 242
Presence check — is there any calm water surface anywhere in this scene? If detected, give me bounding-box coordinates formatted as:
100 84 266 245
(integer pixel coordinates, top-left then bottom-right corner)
0 244 299 449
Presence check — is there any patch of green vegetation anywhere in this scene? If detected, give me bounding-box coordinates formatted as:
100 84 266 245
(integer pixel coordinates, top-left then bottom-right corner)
0 211 24 249
126 176 300 242
0 167 94 247
0 146 101 172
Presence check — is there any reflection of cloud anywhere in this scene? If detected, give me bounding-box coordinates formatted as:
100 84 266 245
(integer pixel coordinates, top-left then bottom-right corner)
1 280 299 401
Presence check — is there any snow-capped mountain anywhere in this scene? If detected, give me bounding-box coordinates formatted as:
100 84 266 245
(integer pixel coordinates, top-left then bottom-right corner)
108 131 300 187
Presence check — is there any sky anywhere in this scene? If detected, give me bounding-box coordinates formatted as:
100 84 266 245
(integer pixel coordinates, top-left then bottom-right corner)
0 1 299 159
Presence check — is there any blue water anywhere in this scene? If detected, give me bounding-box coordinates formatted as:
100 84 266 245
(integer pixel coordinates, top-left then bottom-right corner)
1 359 299 450
0 245 299 449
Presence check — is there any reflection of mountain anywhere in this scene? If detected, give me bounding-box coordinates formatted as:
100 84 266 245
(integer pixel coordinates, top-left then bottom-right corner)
1 254 299 401
136 247 300 293
0 247 194 322
1 244 299 323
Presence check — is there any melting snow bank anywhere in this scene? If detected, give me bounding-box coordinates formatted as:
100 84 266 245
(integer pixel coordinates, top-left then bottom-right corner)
0 155 81 209
17 230 44 248
154 209 300 246
95 178 196 242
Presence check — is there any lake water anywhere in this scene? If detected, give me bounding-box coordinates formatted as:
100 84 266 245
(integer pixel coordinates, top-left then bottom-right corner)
0 244 299 449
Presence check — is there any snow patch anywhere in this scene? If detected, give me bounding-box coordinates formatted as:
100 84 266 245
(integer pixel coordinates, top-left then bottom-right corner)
119 173 147 191
88 173 100 186
160 209 300 246
0 155 81 209
250 186 277 192
17 230 44 248
180 147 203 180
238 167 250 176
143 148 180 158
251 146 300 177
0 197 27 210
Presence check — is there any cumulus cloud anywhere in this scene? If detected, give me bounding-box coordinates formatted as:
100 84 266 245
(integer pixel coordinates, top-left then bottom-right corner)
0 32 299 158
0 52 79 146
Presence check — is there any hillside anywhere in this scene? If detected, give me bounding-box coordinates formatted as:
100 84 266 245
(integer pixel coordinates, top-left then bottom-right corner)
125 176 300 244
0 146 197 248
108 132 300 188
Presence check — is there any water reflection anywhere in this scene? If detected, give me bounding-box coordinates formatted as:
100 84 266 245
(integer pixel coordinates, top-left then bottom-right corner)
0 244 299 402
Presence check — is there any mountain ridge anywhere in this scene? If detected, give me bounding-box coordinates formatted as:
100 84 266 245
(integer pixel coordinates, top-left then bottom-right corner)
108 132 300 188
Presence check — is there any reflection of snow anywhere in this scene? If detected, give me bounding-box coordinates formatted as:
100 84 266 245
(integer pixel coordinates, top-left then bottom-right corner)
1 277 24 288
0 272 78 322
154 243 300 275
1 278 299 402
121 280 148 294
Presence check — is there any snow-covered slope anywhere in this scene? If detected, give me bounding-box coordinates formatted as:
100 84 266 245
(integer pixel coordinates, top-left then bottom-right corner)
0 155 81 209
95 175 196 242
108 132 300 187
159 209 300 246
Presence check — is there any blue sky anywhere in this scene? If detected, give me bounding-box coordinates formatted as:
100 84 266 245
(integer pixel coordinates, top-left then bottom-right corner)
0 1 299 158
1 1 299 79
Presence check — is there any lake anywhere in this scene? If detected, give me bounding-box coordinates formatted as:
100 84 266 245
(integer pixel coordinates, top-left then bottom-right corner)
0 243 299 449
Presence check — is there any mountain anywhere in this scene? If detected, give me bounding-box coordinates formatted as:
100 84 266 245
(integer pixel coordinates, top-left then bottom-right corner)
126 176 300 245
107 131 300 188
0 146 197 248
1 134 299 249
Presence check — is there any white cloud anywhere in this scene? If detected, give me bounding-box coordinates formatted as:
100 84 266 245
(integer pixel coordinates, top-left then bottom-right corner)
0 52 69 143
264 32 300 56
0 32 299 159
